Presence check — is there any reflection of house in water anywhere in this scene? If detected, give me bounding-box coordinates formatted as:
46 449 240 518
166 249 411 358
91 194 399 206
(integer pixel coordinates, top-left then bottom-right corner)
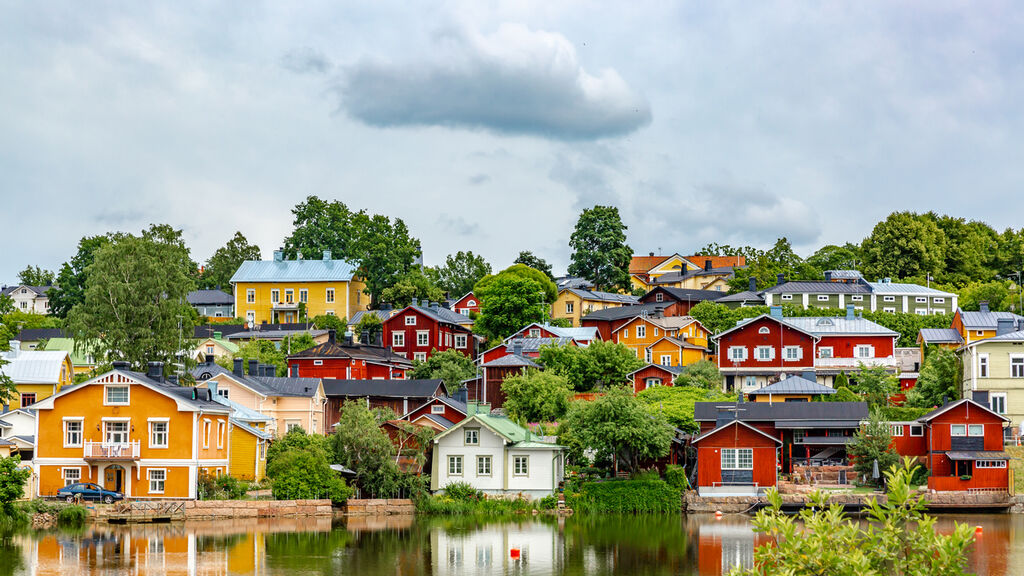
431 520 561 574
694 517 768 576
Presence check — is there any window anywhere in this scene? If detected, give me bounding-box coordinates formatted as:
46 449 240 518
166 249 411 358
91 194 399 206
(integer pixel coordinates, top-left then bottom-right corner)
721 448 753 470
793 430 806 444
105 421 129 444
1013 356 1024 378
916 297 928 303
62 468 80 487
951 424 967 437
299 289 308 303
891 425 904 437
817 295 829 301
105 385 129 405
979 354 989 378
405 315 416 326
20 393 36 406
645 377 662 388
464 429 479 445
728 346 747 361
933 297 945 304
636 325 646 339
883 296 896 302
644 348 652 363
783 346 801 361
818 347 833 359
217 421 226 448
145 469 166 493
448 456 463 475
854 345 874 358
455 334 467 349
744 376 758 389
513 456 529 476
934 309 945 315
218 388 229 399
566 302 575 313
977 331 985 337
758 327 770 334
621 328 629 339
445 333 452 347
206 344 215 355
286 421 302 432
755 346 774 361
915 309 928 316
477 456 492 476
64 419 83 447
529 329 541 338
977 460 1007 469
313 359 323 366
203 421 211 447
246 310 255 324
968 424 984 437
431 404 445 414
417 331 429 346
284 289 294 303
326 288 335 303
271 289 280 303
655 293 664 302
393 332 405 347
781 294 793 301
851 295 863 302
660 354 672 366
910 425 924 437
246 289 255 303
883 307 896 313
149 420 168 448
414 352 426 362
991 393 1007 415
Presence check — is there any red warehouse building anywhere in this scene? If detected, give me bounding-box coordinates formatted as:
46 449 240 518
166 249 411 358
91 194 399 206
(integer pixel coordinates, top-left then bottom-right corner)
714 311 818 392
638 287 726 316
402 395 469 430
383 300 476 362
916 399 1010 492
691 420 782 496
629 364 683 394
287 330 412 380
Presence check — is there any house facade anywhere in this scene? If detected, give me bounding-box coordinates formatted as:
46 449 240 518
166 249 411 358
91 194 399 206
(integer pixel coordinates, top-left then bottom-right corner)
450 292 481 316
287 330 412 380
0 343 73 410
1 285 51 314
230 250 367 325
638 287 726 316
958 328 1024 430
951 304 1024 345
629 364 683 394
762 272 957 315
430 406 565 498
916 399 1010 492
186 289 235 319
613 315 710 366
382 301 475 362
323 379 447 427
33 362 231 499
507 323 599 345
691 420 781 496
192 332 240 363
551 288 638 326
403 396 468 430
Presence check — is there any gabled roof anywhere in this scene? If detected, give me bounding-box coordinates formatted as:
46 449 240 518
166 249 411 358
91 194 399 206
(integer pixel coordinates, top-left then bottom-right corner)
231 419 272 440
630 254 676 274
651 267 736 285
512 323 599 342
403 395 468 419
190 363 323 398
693 401 868 423
349 310 395 326
396 304 474 327
918 398 1010 423
781 316 898 337
15 328 68 341
956 309 1024 330
34 369 230 413
230 258 359 283
0 350 71 384
480 354 541 369
684 255 747 269
867 281 956 296
746 375 837 396
288 340 413 366
646 287 726 303
582 303 660 322
562 288 639 304
1 285 51 297
226 328 329 341
825 270 863 280
186 289 234 306
716 290 765 304
323 378 447 398
646 336 707 351
918 328 964 345
764 281 870 294
691 420 783 445
615 315 705 335
627 363 684 377
712 314 819 341
483 337 574 358
42 338 98 366
434 413 562 449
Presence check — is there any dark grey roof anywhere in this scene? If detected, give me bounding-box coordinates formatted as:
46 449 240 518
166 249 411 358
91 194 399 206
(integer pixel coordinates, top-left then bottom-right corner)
694 401 868 423
799 436 854 445
422 414 455 428
825 270 864 279
480 354 541 368
189 363 322 397
746 375 837 396
287 340 413 366
647 287 727 302
946 451 1011 461
629 363 684 376
1 285 51 296
485 337 573 357
958 309 1024 330
15 328 68 341
919 328 964 344
11 435 33 444
564 288 639 304
0 438 13 446
227 329 329 340
716 291 765 304
122 370 230 411
407 304 473 326
0 419 10 427
186 289 234 306
651 267 735 284
555 276 594 290
764 281 870 294
350 310 392 324
582 303 659 321
323 379 446 398
194 325 249 338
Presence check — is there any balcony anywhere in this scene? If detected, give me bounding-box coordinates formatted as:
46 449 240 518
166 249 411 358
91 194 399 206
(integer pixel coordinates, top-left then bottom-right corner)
83 441 140 461
271 301 300 311
814 357 898 369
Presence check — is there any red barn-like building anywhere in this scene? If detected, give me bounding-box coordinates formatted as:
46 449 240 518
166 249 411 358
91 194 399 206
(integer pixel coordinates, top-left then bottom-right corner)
917 399 1010 492
383 300 476 362
402 396 468 430
691 420 781 496
629 364 683 394
287 330 412 380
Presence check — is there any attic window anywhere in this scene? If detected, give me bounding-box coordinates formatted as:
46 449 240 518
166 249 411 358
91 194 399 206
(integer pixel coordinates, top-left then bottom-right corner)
431 405 445 414
655 293 664 302
758 327 770 334
816 318 834 326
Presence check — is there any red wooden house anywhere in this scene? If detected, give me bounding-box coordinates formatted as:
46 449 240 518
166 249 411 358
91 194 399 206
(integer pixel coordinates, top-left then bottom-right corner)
450 292 481 316
479 337 576 364
322 378 448 429
507 322 599 345
691 420 781 496
469 342 540 409
402 396 468 430
916 399 1010 492
287 330 412 380
382 300 476 362
629 364 683 394
713 310 818 392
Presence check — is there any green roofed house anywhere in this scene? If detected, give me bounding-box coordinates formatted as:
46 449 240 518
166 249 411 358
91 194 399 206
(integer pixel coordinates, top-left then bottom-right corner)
193 331 241 363
42 338 98 377
430 402 565 498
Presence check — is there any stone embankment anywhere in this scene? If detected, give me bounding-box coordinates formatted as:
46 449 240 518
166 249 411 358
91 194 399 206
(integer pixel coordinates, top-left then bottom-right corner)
91 499 334 522
340 499 415 516
684 491 1013 514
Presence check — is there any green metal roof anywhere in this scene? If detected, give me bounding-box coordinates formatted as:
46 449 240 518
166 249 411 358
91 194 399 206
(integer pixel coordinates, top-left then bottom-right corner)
200 337 239 354
475 413 533 442
230 259 358 283
43 338 96 367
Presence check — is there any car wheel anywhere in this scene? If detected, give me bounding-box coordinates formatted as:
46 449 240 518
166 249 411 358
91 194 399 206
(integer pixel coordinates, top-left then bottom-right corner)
104 495 113 504
65 495 75 503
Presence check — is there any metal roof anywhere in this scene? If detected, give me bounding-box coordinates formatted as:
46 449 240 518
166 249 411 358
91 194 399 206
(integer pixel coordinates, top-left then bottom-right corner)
404 304 474 326
191 363 323 397
716 290 764 303
866 282 956 296
0 350 70 384
231 419 272 440
946 451 1010 461
563 288 639 304
958 310 1024 329
918 328 964 344
582 303 661 321
825 270 863 279
230 259 359 283
422 414 455 428
694 401 868 423
186 289 234 305
480 354 541 368
799 436 855 445
226 329 329 340
323 379 446 398
650 287 727 302
537 324 599 341
764 281 870 294
746 375 837 396
628 363 684 376
781 316 898 336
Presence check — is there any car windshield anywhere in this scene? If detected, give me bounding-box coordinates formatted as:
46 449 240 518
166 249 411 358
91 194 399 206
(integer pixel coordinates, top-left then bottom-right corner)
86 484 101 490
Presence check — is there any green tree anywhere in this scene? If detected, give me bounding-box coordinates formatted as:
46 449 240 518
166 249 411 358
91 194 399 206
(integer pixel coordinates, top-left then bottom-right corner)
200 231 261 291
687 300 739 337
834 371 850 389
47 235 110 318
806 243 863 271
282 196 357 260
266 427 331 471
728 238 822 292
17 265 54 287
312 314 347 332
474 266 557 342
217 339 286 376
636 385 733 432
349 212 422 309
0 293 13 316
389 420 436 472
927 213 998 285
563 387 672 473
409 348 478 391
0 455 31 516
66 230 196 369
861 212 946 280
731 460 973 576
567 205 632 291
673 359 721 389
436 251 491 297
501 370 573 423
906 347 960 409
0 355 16 414
538 340 644 392
847 410 900 487
514 251 554 279
958 280 1013 311
267 433 352 504
354 313 383 343
851 364 898 409
379 267 444 308
474 264 558 302
331 401 400 496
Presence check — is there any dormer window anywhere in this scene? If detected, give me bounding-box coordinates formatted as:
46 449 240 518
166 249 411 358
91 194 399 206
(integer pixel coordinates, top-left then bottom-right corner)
655 293 664 302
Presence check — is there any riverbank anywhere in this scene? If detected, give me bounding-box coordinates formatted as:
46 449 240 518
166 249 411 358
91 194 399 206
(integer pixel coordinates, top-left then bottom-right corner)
684 490 1019 514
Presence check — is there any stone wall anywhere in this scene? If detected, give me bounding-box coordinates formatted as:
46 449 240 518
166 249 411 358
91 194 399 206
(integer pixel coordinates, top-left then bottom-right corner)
184 499 333 519
340 499 415 516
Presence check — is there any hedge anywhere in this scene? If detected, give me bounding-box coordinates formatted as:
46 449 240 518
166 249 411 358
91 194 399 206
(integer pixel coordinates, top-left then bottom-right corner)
571 479 681 514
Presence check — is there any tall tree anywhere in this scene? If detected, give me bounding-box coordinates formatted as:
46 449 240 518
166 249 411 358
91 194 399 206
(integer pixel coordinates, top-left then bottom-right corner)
501 370 573 423
17 265 54 287
436 251 491 297
349 212 422 309
408 348 478 391
0 355 16 408
907 347 961 409
330 401 400 495
806 243 863 271
729 237 821 292
473 264 558 343
537 340 644 391
563 386 672 473
567 205 632 291
67 230 197 369
47 235 110 318
846 410 900 487
282 196 356 260
514 251 554 279
379 267 444 308
851 364 898 410
861 212 946 280
201 231 261 291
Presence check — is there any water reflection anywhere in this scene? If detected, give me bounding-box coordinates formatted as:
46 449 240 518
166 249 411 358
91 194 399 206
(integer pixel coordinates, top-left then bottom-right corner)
6 513 1024 575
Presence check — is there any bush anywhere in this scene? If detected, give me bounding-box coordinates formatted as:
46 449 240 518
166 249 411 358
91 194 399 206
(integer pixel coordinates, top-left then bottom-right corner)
663 465 689 492
57 505 89 527
271 450 354 505
572 479 681 514
881 405 930 421
538 494 558 510
443 481 482 502
215 475 250 500
416 494 535 516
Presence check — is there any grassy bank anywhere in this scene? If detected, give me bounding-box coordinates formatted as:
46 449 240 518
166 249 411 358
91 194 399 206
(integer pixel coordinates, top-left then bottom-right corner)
567 479 681 514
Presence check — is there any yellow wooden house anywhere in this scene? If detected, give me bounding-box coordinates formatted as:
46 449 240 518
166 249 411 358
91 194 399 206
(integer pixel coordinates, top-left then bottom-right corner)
231 249 367 325
551 288 639 326
0 344 73 409
630 254 745 292
612 315 710 366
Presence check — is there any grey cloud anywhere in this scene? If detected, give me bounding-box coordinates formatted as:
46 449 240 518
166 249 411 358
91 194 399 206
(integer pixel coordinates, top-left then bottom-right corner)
468 173 490 185
436 214 482 236
282 47 331 75
335 24 651 140
93 209 150 227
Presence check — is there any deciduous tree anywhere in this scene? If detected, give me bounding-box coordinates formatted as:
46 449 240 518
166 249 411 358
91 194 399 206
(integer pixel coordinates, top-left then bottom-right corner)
408 348 477 391
563 386 672 473
567 205 632 291
47 235 110 318
846 410 900 487
538 340 644 392
200 231 261 291
349 212 422 309
861 212 946 280
282 196 356 260
331 401 400 496
514 251 554 279
851 364 898 410
473 265 557 342
379 267 444 308
636 385 733 432
17 265 54 287
906 347 960 409
436 251 491 297
501 370 572 423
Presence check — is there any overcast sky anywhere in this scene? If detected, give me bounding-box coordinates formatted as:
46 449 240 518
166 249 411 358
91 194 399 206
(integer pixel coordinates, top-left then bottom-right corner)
3 1 1023 283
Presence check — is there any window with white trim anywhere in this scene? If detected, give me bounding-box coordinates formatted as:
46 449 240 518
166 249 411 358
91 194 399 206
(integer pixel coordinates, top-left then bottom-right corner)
891 425 904 437
105 385 129 405
64 419 83 447
755 346 774 361
566 301 574 313
883 296 896 302
286 420 302 432
721 448 753 470
393 332 405 347
781 294 793 301
977 460 1007 469
203 421 211 447
728 346 747 361
644 348 652 363
968 424 984 437
313 360 323 366
477 455 492 476
758 327 770 335
104 421 129 444
1012 356 1024 378
284 289 294 303
934 309 945 315
916 297 928 303
660 354 672 366
783 346 801 361
431 404 445 414
529 329 541 338
148 469 166 493
933 297 945 304
951 424 967 436
271 289 280 303
149 421 168 448
448 456 463 475
744 376 758 389
883 307 896 313
817 295 830 301
300 289 308 303
405 315 416 326
455 334 467 349
62 468 80 486
413 352 426 362
325 288 335 303
217 421 226 449
645 377 663 389
854 345 874 358
464 429 479 445
851 295 863 302
655 293 664 302
910 425 924 437
417 331 429 346
246 289 255 303
636 325 646 339
915 309 928 316
979 354 989 378
513 455 529 476
991 393 1007 415
206 344 215 355
818 347 833 358
467 300 476 306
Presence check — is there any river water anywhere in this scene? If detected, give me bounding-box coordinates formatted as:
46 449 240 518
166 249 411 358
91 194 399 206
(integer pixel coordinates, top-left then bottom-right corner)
3 513 1022 575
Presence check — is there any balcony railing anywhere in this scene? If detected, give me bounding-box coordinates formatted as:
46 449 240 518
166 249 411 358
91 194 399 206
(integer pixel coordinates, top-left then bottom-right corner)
271 301 300 310
83 441 140 461
814 357 898 368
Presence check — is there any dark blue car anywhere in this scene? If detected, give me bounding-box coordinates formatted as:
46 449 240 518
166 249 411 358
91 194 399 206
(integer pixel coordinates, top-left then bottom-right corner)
56 483 124 504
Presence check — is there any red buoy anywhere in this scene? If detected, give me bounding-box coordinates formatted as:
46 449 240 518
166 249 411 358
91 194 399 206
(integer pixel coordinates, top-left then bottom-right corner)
511 548 521 558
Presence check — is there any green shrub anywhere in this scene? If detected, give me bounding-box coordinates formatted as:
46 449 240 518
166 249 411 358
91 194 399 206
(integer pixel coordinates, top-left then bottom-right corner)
215 475 250 500
663 465 689 492
880 405 930 421
443 481 482 502
416 494 534 516
57 505 89 527
271 450 354 504
573 479 681 514
538 494 558 510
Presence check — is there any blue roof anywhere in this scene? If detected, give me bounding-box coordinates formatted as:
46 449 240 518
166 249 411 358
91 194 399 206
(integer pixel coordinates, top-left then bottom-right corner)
230 259 358 283
746 375 837 396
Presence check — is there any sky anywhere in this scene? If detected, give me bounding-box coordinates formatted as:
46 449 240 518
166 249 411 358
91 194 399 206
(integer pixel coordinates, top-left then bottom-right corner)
2 1 1024 282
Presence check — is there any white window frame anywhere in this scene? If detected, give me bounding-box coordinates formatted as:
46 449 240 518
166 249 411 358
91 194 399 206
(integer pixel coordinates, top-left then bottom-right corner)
529 329 541 338
979 354 989 378
286 420 302 433
851 295 863 302
431 404 445 415
405 315 416 326
990 393 1007 415
758 327 770 335
660 354 672 366
818 347 833 359
246 289 255 303
148 468 166 494
566 302 574 313
968 424 984 437
448 456 463 476
645 377 662 389
883 295 896 302
513 455 529 476
854 345 874 359
217 388 229 400
891 425 904 437
299 289 308 303
148 419 169 449
622 328 629 339
325 288 335 303
393 332 405 347
416 331 429 346
284 289 294 303
63 418 84 448
455 334 467 349
977 460 1007 469
104 385 130 406
728 346 748 361
916 297 928 303
636 325 646 339
783 346 801 361
883 307 896 313
104 420 130 444
62 467 81 487
933 297 945 304
817 295 830 301
721 448 753 470
217 421 226 449
655 293 664 302
270 289 280 303
413 352 426 362
781 294 793 301
1012 355 1024 378
313 359 323 366
910 425 924 437
915 309 928 316
755 346 774 361
951 424 967 437
203 420 211 448
464 428 479 446
477 455 492 476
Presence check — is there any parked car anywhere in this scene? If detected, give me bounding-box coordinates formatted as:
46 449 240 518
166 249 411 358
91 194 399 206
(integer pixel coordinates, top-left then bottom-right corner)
56 483 124 504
